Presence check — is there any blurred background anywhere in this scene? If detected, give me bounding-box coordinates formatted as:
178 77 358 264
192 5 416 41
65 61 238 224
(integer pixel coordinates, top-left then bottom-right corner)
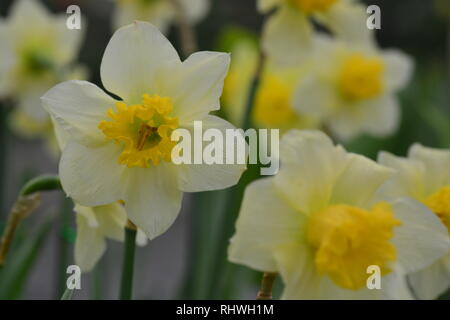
0 0 448 299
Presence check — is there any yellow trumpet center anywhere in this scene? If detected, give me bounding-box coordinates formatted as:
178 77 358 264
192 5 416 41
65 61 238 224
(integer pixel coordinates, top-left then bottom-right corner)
253 75 298 127
290 0 338 13
424 186 450 232
307 203 401 290
338 54 385 101
99 94 179 168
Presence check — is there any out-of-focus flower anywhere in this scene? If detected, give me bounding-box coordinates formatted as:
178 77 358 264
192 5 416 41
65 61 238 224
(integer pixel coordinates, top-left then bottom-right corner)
0 0 86 152
258 0 370 65
293 35 413 141
112 0 210 33
222 38 316 131
222 39 258 126
42 22 246 240
377 144 450 299
229 130 449 299
75 203 147 272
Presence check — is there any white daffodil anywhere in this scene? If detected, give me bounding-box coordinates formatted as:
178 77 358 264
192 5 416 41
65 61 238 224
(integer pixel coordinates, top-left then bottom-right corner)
259 0 370 66
0 0 85 151
229 130 449 299
75 203 147 272
377 144 450 299
293 35 413 141
112 0 210 34
42 21 246 240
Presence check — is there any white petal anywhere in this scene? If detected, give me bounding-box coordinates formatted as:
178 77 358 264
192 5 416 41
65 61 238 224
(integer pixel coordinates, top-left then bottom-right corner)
408 144 450 194
41 80 116 146
408 256 450 300
359 95 400 138
383 50 414 92
94 203 127 242
274 130 349 213
161 52 230 123
176 115 246 192
75 211 106 273
100 21 180 103
319 1 372 44
330 154 394 208
229 178 305 272
60 141 126 206
376 151 426 201
124 164 183 240
293 75 338 120
53 15 86 65
9 0 50 37
391 198 450 274
262 7 313 66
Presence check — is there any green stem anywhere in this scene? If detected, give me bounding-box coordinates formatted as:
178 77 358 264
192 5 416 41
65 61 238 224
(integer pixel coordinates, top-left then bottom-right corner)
0 103 10 218
119 220 137 300
61 287 74 300
57 196 74 297
20 175 61 196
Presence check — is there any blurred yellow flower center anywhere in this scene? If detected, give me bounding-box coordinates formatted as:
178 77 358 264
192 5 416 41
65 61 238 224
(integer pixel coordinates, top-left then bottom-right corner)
424 186 450 232
253 75 297 127
306 203 401 290
99 94 179 168
338 54 384 101
290 0 338 13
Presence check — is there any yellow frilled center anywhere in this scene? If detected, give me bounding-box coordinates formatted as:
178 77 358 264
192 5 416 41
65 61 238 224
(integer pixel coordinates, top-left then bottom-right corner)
338 54 385 101
290 0 338 13
306 203 401 290
99 94 178 168
253 75 297 127
424 186 450 232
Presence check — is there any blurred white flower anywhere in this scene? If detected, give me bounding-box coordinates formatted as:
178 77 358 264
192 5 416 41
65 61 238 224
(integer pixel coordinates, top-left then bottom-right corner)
258 0 370 65
293 35 413 141
229 130 449 299
42 22 246 240
112 0 210 33
0 0 86 152
378 144 450 299
75 203 147 272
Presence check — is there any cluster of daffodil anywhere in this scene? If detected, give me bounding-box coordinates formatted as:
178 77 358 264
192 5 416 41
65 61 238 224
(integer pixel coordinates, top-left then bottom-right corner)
223 0 413 141
1 0 447 301
0 0 87 154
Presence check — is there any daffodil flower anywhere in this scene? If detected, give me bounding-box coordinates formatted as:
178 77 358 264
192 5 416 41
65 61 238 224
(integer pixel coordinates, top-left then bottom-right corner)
259 0 370 65
112 0 210 34
42 21 246 240
0 0 85 151
229 130 449 299
75 203 147 272
377 144 450 299
293 35 413 141
222 39 316 131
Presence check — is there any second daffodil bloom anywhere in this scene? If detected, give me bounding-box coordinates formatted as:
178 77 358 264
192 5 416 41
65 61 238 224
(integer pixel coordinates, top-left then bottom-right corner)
377 144 450 299
229 130 450 299
0 0 85 152
75 203 147 272
293 36 413 141
112 0 210 34
259 0 370 65
42 21 246 240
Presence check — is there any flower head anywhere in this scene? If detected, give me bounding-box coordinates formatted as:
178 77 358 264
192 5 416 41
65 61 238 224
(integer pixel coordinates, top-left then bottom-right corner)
112 0 210 34
229 130 449 299
259 0 370 65
377 144 450 299
0 0 85 151
42 21 246 240
75 202 147 272
292 36 413 141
